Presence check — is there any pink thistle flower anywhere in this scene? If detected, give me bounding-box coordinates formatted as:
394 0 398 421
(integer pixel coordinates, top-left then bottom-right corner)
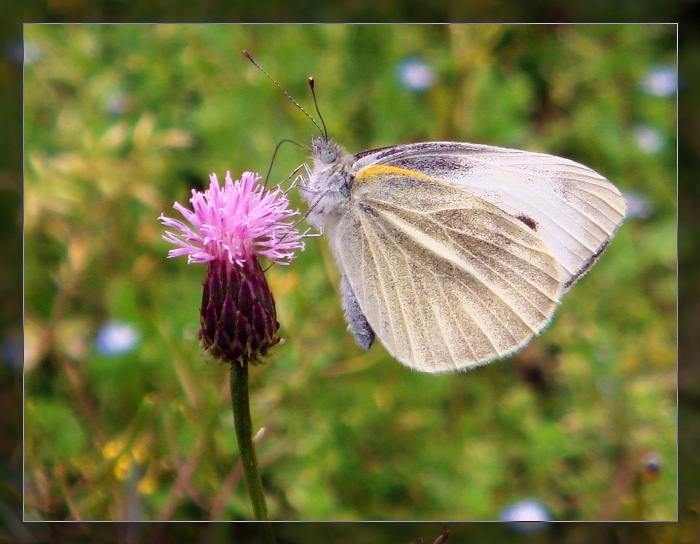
159 171 304 266
159 171 304 365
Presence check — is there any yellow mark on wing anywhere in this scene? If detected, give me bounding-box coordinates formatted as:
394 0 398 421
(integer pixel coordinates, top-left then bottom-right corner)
354 165 437 185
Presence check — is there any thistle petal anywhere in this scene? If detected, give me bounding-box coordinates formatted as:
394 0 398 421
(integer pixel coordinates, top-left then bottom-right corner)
159 171 304 266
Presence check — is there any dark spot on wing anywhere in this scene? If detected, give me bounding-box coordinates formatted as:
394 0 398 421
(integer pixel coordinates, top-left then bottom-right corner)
564 240 610 290
516 214 538 231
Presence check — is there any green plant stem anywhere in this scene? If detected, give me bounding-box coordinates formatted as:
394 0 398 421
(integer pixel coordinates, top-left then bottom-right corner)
230 362 275 543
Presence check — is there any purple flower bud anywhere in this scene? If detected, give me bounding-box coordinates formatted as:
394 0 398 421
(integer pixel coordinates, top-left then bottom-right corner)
198 257 280 365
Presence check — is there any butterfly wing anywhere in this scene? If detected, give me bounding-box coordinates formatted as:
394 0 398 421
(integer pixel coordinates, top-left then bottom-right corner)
328 166 563 373
353 142 627 291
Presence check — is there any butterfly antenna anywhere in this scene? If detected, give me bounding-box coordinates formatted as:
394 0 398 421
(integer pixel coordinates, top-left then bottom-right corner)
307 77 328 141
243 50 325 139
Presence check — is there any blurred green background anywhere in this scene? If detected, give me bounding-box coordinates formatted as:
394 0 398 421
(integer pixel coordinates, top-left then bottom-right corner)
23 24 675 522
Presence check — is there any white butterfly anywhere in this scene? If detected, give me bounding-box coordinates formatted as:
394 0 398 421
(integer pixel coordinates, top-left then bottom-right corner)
243 51 627 373
299 139 626 373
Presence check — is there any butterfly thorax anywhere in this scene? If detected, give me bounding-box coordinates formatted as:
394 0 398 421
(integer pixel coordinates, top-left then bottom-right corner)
302 137 357 229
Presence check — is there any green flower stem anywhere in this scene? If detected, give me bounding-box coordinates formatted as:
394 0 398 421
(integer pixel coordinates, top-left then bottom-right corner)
230 362 275 543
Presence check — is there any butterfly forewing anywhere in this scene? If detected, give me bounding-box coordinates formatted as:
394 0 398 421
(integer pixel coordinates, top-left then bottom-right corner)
329 167 563 372
353 142 627 290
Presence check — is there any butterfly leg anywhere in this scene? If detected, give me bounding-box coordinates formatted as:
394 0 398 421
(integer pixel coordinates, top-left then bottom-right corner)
340 275 375 350
281 163 311 195
291 163 313 191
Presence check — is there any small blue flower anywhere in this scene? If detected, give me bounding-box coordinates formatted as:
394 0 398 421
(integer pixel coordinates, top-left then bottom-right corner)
105 92 131 116
397 57 435 92
95 321 140 356
640 65 676 97
622 191 654 221
500 498 551 533
634 125 664 154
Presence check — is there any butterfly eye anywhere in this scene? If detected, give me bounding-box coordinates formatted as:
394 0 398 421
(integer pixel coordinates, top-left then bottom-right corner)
320 146 337 163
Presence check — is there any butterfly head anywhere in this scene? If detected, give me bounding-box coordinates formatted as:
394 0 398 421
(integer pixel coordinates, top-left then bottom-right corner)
302 137 357 227
309 137 355 192
312 136 339 164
